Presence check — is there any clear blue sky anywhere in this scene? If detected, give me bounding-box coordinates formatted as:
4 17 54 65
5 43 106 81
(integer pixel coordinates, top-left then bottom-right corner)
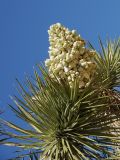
0 0 120 159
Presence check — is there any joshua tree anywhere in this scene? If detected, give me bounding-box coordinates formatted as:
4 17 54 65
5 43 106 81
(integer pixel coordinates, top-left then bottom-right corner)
1 23 120 160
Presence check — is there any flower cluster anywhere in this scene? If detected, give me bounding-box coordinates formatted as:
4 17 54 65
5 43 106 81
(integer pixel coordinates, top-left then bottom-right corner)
45 23 96 88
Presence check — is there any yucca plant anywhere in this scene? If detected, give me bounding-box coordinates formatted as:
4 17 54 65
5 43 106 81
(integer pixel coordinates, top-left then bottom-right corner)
1 23 120 160
0 68 119 159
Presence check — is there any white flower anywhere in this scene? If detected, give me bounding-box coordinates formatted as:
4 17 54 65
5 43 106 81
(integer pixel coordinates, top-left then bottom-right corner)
72 30 76 34
81 62 87 67
45 59 51 66
45 23 97 88
56 64 63 70
68 76 71 81
64 67 69 73
75 72 79 76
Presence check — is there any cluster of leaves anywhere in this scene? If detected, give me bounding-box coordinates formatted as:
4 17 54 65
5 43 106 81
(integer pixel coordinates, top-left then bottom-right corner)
90 38 120 89
0 39 120 160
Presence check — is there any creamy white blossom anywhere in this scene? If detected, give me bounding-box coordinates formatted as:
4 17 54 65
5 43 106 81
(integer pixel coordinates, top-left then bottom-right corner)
45 23 96 88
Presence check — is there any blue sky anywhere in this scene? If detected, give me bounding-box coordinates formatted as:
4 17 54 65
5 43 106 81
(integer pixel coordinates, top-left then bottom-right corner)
0 0 120 159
